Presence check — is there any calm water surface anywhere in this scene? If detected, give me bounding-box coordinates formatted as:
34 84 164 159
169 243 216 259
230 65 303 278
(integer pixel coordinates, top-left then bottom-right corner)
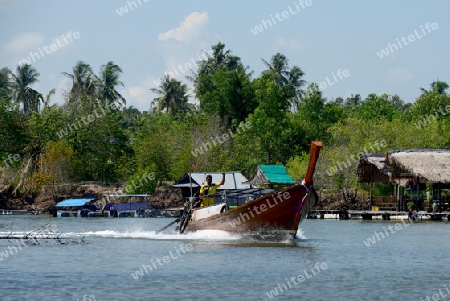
0 215 448 301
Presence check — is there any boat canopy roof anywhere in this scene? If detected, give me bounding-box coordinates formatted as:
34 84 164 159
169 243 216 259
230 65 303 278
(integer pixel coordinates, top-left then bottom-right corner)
218 187 274 198
246 165 296 185
172 172 250 189
56 198 95 207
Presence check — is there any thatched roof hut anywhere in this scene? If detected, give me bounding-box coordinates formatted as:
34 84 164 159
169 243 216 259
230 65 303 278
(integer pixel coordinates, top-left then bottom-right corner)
388 149 450 184
358 149 450 185
357 154 390 183
357 149 450 211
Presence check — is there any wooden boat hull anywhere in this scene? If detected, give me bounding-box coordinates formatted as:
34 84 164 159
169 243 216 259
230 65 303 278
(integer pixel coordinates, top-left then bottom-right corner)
178 141 322 238
185 184 317 237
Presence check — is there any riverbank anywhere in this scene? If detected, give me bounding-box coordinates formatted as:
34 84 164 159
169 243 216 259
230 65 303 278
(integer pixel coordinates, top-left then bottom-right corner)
0 180 405 215
0 181 183 213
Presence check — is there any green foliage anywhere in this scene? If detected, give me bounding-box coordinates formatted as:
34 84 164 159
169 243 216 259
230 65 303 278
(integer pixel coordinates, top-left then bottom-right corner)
151 75 190 116
0 97 30 158
11 64 43 116
285 152 308 182
124 165 157 194
247 76 290 164
193 43 255 126
261 53 306 109
354 93 399 121
207 66 256 126
34 140 77 192
63 110 134 182
1 51 449 203
133 114 187 181
407 90 450 123
295 83 345 143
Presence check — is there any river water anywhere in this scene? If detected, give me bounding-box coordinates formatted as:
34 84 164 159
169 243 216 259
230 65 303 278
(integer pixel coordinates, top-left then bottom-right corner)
0 215 448 301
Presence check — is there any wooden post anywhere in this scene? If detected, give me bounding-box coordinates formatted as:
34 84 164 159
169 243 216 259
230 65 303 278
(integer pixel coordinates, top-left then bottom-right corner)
438 182 442 213
369 164 373 209
416 178 420 210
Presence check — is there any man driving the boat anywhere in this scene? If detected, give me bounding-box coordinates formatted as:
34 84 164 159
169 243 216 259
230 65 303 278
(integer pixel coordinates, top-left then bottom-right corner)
199 173 225 207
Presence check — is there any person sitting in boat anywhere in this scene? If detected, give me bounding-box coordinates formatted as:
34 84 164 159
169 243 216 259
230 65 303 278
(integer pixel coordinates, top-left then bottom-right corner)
199 173 225 207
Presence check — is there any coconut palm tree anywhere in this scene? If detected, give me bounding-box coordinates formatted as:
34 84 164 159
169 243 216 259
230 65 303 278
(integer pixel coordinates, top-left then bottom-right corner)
420 80 449 95
430 80 449 94
0 67 12 99
151 75 189 115
62 61 96 109
95 61 126 108
261 53 306 109
11 64 43 116
206 42 240 72
261 53 290 86
287 65 306 106
191 42 242 83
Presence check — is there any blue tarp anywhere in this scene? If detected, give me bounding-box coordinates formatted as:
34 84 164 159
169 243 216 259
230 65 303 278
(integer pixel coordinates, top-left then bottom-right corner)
56 198 96 207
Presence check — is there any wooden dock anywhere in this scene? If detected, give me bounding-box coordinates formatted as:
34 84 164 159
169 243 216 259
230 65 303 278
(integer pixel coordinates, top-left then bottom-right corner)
307 210 450 221
0 210 40 215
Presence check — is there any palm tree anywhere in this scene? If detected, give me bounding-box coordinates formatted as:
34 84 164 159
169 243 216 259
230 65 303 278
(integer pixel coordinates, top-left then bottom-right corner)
120 106 142 130
345 94 362 108
420 80 449 95
191 42 242 85
62 61 95 100
0 67 12 98
11 64 43 116
261 53 290 86
430 81 449 94
95 61 126 108
208 42 240 71
287 65 306 106
388 94 409 111
261 53 306 109
151 75 189 115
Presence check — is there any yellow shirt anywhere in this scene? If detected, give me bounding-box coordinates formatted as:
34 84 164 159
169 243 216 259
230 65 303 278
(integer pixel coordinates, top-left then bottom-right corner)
200 182 221 207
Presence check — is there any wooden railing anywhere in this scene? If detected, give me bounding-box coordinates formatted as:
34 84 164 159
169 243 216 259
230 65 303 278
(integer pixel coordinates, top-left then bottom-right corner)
373 196 397 211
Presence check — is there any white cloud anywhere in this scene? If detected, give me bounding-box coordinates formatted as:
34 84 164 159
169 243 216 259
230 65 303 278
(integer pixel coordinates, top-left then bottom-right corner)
384 67 413 82
275 37 303 52
45 78 70 107
120 77 157 111
158 12 209 43
4 32 44 53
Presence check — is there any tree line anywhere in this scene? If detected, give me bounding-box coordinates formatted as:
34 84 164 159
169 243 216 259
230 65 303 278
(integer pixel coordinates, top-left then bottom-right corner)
1 42 449 201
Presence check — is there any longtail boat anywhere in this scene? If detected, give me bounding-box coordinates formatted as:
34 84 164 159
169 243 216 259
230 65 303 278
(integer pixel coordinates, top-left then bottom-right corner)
175 141 322 238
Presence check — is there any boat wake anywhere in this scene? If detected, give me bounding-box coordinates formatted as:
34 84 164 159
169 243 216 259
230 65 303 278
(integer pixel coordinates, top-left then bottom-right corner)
67 228 308 244
69 229 241 241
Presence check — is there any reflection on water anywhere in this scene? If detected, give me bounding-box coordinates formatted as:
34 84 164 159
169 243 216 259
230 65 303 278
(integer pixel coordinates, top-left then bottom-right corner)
1 215 449 301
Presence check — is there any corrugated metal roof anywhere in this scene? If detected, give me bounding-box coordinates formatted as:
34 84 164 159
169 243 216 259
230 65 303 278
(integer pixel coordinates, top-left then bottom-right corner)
247 165 295 185
56 198 95 207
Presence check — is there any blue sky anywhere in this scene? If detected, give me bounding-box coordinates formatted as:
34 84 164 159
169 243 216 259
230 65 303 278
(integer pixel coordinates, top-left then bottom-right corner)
0 0 448 111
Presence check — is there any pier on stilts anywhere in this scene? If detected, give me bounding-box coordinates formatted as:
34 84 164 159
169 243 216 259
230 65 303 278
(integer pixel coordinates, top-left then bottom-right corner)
307 209 450 221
